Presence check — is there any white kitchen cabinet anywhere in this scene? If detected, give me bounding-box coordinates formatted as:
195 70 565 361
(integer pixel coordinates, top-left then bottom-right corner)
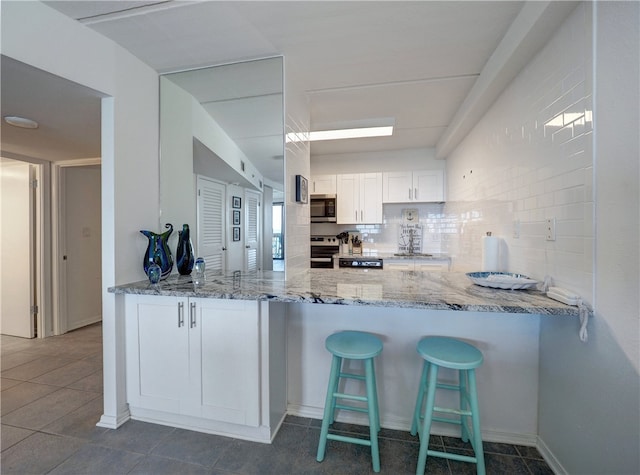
124 295 285 439
310 174 336 195
383 170 445 203
336 173 383 224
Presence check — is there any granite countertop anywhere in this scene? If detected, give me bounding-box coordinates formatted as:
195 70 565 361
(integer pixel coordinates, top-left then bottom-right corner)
108 269 579 316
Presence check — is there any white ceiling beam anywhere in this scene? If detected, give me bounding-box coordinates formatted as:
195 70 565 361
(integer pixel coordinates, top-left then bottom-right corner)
435 1 579 159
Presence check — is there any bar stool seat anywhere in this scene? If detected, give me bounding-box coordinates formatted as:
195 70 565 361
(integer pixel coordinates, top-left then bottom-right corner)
316 331 383 472
411 336 486 475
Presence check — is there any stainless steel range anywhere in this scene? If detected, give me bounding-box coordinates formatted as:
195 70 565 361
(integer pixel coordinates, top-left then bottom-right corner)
310 235 340 268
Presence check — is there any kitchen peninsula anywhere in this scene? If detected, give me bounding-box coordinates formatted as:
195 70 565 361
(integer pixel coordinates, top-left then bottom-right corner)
109 269 581 446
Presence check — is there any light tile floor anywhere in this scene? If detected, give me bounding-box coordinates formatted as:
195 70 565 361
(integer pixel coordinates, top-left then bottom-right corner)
2 323 553 474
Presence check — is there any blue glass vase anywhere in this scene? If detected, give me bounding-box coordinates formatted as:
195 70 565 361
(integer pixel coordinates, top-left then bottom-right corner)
140 223 174 280
176 224 195 275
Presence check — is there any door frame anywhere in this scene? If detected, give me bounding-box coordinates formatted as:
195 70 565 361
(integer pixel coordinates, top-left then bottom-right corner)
52 158 101 335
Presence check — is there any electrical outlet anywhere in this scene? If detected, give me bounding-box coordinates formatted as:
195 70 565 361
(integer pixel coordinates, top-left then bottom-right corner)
546 218 556 241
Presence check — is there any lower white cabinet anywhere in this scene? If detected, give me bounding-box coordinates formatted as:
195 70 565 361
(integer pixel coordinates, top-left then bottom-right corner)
125 295 285 440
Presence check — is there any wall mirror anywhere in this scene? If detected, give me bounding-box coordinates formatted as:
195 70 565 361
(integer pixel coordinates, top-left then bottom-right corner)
159 56 284 272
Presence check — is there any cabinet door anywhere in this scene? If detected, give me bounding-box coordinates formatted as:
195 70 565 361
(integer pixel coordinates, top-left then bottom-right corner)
125 295 189 412
360 173 383 224
413 170 444 202
311 174 336 195
190 298 261 426
336 174 360 224
383 171 413 203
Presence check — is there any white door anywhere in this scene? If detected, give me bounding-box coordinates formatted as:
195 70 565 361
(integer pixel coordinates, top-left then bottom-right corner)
196 177 226 272
62 165 102 332
244 190 260 272
0 159 36 338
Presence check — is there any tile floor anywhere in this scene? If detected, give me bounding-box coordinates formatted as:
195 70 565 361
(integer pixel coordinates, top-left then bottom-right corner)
2 323 553 474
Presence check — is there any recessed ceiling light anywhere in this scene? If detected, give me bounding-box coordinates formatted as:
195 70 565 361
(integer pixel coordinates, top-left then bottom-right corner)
4 116 39 129
286 126 393 143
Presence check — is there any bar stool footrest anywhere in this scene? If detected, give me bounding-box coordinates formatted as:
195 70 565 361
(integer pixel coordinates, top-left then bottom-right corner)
327 433 372 447
427 449 478 464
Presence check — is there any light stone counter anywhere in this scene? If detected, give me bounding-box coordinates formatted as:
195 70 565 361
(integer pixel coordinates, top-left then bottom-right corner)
109 268 579 316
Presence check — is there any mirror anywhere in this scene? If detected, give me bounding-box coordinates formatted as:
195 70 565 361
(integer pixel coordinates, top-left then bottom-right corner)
159 56 284 271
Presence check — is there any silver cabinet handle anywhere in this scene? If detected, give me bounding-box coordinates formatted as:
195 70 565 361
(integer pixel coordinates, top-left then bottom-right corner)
190 302 196 328
355 210 357 222
360 210 363 221
409 187 412 200
414 188 418 200
178 301 184 327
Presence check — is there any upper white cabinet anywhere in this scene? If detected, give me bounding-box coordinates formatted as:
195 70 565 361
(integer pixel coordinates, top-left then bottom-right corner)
336 173 383 224
383 170 445 203
310 174 337 195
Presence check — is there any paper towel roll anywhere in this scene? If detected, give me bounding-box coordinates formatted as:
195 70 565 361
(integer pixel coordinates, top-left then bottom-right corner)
482 234 500 271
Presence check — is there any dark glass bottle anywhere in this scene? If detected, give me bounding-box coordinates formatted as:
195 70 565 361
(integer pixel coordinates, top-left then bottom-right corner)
176 224 195 275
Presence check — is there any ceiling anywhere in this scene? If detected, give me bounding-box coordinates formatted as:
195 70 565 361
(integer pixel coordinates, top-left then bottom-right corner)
2 1 577 186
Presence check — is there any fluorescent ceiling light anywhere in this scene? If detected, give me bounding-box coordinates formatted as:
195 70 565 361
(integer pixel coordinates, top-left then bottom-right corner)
286 126 393 143
4 116 39 129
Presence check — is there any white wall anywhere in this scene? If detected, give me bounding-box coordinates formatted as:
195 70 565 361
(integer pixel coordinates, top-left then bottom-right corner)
1 0 159 428
310 148 444 175
443 3 639 473
287 304 541 444
284 67 311 276
539 2 639 474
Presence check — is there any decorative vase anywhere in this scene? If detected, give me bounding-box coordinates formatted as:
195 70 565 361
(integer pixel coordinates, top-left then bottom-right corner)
140 223 174 280
176 224 195 275
147 261 161 285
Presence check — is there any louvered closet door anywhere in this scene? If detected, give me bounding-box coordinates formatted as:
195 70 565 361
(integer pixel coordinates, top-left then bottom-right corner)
244 190 260 271
197 177 226 272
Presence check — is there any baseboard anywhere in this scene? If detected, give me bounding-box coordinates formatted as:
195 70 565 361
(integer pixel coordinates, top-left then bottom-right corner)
287 404 538 446
96 409 130 429
537 436 567 474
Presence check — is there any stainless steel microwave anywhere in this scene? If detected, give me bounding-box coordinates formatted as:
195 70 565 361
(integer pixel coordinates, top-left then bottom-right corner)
310 194 337 223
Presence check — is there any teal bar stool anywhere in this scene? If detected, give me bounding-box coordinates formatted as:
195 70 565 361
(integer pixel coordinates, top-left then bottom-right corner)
316 331 383 472
410 336 486 475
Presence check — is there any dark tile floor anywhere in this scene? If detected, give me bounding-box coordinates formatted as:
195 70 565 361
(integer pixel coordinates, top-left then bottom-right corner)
2 323 553 474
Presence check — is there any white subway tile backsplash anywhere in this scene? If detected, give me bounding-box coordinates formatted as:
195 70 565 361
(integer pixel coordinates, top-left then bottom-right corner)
443 4 593 302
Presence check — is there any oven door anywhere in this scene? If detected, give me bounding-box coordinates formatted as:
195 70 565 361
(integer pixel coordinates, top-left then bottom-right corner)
310 258 334 269
310 245 339 268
